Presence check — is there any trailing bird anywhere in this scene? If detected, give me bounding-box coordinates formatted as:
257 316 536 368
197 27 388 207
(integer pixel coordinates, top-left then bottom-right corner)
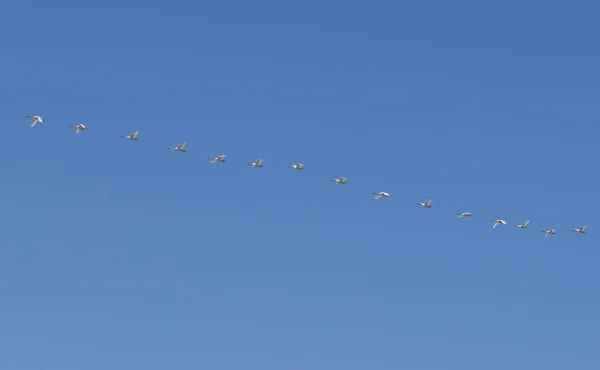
248 159 263 168
169 141 187 152
373 192 390 199
515 220 529 229
542 229 556 237
287 163 304 170
457 212 472 218
68 124 87 134
26 115 43 128
329 177 346 184
416 199 432 208
208 154 226 163
121 131 139 140
491 219 507 228
573 226 587 234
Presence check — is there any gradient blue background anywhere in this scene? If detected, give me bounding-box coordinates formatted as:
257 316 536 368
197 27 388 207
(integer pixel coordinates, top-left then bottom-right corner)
1 1 599 369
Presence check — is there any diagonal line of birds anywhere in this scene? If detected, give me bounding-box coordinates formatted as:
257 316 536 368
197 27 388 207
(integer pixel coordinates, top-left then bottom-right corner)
27 115 589 239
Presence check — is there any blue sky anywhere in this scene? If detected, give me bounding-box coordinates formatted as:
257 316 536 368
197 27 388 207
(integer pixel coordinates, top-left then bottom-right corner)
1 0 599 369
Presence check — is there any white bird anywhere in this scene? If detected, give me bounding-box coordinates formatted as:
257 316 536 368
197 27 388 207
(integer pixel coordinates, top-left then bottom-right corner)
169 141 187 152
26 115 43 128
416 199 432 208
515 220 529 229
573 226 587 234
287 163 304 170
457 212 472 217
491 219 507 228
373 191 390 199
248 159 263 168
542 229 556 237
68 124 87 134
329 177 347 184
208 154 226 163
121 131 139 140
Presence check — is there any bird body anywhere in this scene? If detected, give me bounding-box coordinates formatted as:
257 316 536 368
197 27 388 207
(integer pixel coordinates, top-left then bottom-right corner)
27 115 43 127
68 124 87 134
287 163 304 170
208 154 226 163
573 226 587 234
329 177 347 184
457 212 472 217
169 141 187 152
373 192 390 199
491 219 507 228
417 199 432 208
121 131 139 140
248 159 263 168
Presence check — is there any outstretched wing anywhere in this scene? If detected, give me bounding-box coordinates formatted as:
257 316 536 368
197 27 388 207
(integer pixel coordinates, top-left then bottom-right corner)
255 159 263 166
131 131 139 139
178 141 187 150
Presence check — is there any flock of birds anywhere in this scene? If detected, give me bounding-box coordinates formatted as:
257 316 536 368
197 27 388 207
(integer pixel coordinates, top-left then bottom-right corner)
26 115 589 239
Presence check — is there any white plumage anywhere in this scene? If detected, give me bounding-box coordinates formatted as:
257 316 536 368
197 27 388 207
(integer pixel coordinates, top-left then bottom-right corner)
121 131 139 140
27 115 43 128
248 159 263 168
373 192 390 199
329 177 346 184
491 219 507 228
208 154 226 163
515 220 529 229
416 199 432 208
68 124 87 134
169 141 187 152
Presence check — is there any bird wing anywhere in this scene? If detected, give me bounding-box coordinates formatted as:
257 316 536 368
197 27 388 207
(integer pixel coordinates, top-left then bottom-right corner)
75 128 81 134
339 177 346 182
580 226 587 231
131 131 139 139
218 155 225 160
523 220 529 227
178 142 186 150
31 117 38 127
500 220 507 224
424 200 432 206
255 159 263 166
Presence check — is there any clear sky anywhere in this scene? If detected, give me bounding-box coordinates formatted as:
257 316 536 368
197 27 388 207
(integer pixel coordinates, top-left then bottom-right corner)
1 1 599 369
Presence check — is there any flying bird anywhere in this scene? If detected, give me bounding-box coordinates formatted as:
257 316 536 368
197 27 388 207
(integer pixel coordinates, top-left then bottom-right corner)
329 177 347 184
169 141 187 152
457 212 472 217
373 192 390 199
26 115 43 128
208 154 226 163
491 219 507 228
542 229 556 237
416 199 432 208
287 163 304 170
573 226 587 234
515 220 529 229
121 131 139 140
248 159 263 168
68 124 87 134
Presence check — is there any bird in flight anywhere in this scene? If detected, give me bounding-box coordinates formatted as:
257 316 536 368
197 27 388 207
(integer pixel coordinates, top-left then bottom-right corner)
287 163 304 170
26 115 43 128
457 212 472 218
416 199 432 208
68 124 87 134
373 192 390 199
572 226 587 234
121 131 139 140
208 154 226 163
248 159 263 168
542 228 556 237
515 220 529 229
329 177 347 184
169 141 187 152
491 219 507 228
